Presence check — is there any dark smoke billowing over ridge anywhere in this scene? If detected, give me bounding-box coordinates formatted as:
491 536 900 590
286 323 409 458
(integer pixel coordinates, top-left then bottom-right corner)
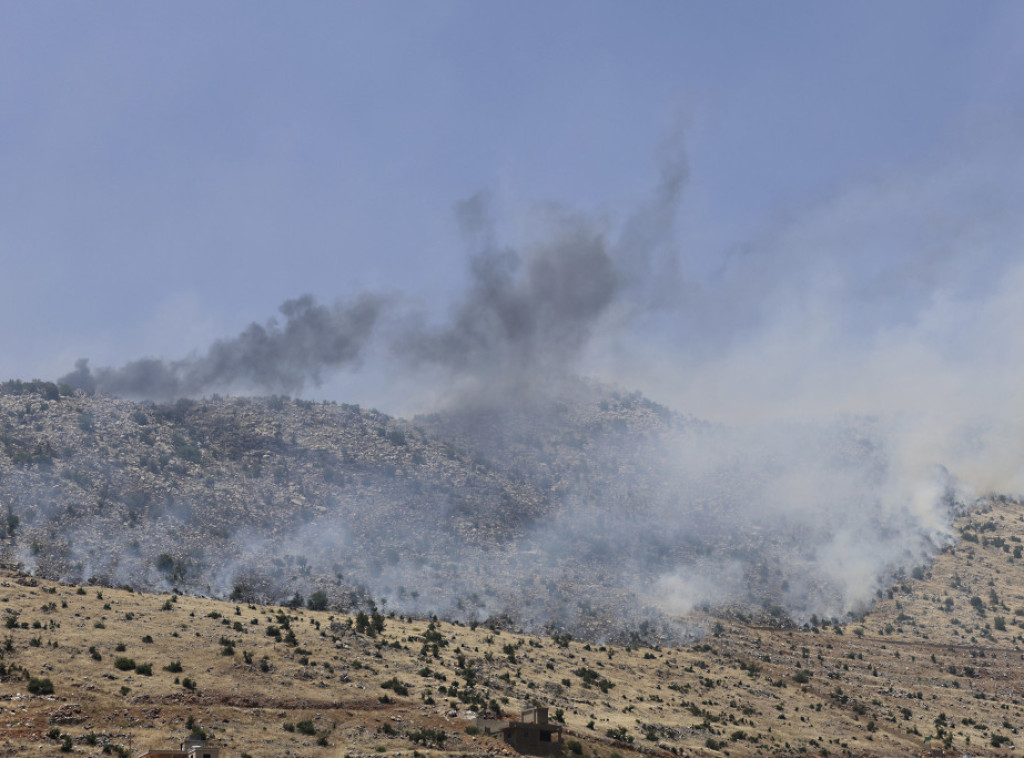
61 294 386 401
48 141 1024 632
61 147 690 405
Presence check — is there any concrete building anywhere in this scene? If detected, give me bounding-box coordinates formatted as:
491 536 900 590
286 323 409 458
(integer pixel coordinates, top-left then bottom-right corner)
135 735 221 758
475 707 563 756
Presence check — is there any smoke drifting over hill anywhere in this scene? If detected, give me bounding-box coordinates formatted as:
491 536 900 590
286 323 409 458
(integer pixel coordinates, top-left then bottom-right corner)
400 218 619 403
61 148 691 406
61 294 386 400
41 142 1024 633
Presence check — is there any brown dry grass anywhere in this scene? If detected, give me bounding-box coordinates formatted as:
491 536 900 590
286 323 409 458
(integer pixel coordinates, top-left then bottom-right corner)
5 500 1024 757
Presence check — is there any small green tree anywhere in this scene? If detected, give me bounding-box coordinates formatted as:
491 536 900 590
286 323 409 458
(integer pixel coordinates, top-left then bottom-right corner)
155 553 175 575
307 591 329 611
355 611 370 634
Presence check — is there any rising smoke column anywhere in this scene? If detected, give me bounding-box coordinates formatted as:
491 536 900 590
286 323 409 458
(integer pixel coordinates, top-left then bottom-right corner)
57 138 689 407
394 142 688 404
60 294 386 400
399 219 620 398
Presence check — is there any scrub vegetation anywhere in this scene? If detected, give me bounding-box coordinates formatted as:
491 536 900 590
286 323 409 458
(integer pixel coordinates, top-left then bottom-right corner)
4 498 1024 755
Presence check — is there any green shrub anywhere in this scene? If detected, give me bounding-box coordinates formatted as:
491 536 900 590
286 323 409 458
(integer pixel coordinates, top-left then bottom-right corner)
28 677 54 695
407 728 447 747
381 677 410 696
606 727 632 743
114 657 136 671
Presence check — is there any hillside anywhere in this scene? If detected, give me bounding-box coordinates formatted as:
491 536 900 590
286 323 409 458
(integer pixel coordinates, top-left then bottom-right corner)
5 377 1023 755
3 497 1024 756
1 378 959 646
0 380 687 641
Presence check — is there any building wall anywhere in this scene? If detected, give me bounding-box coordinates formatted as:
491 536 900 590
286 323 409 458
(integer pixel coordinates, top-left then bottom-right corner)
136 740 221 758
505 724 562 757
474 708 562 756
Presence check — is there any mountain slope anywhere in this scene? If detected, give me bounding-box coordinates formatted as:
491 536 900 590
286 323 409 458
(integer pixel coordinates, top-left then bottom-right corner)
0 381 686 640
0 378 979 645
2 497 1024 756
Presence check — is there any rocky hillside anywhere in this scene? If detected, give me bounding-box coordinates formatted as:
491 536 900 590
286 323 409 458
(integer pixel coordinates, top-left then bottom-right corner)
0 377 981 644
0 380 689 641
4 497 1024 757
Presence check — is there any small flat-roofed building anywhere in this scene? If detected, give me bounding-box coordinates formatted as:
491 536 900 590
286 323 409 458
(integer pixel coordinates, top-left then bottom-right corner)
135 735 221 758
476 707 563 756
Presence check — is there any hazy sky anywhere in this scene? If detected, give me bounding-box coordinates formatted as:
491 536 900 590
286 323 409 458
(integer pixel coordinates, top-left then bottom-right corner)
6 1 1024 624
3 2 1024 418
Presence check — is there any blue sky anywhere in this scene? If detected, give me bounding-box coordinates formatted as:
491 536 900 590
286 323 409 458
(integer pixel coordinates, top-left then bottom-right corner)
2 2 1024 421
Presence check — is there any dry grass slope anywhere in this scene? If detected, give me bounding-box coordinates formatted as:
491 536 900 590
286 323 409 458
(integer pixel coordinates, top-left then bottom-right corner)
4 499 1024 757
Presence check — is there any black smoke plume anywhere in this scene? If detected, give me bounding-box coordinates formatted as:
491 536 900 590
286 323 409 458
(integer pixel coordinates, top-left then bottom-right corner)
400 214 620 397
61 294 386 400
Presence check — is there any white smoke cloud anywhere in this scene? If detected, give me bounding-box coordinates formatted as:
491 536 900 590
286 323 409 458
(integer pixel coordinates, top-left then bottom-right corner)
37 134 1024 634
586 140 1024 623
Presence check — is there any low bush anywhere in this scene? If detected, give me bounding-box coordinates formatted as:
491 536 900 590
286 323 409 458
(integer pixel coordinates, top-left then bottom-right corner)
28 677 54 695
